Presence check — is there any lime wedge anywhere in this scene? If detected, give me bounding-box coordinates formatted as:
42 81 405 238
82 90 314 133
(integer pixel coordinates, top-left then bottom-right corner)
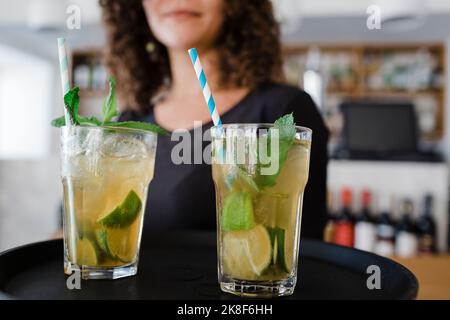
266 227 278 265
104 226 139 263
274 228 295 273
221 191 255 231
98 190 142 228
253 196 278 227
95 229 113 258
275 228 286 271
283 229 295 273
75 238 99 266
94 225 139 263
222 224 271 280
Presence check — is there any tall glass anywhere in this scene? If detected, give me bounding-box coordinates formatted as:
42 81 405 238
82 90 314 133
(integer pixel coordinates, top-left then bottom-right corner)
211 124 312 297
60 126 157 279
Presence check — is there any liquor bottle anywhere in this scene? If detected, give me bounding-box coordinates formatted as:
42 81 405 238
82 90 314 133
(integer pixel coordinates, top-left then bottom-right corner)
395 199 418 258
354 189 376 252
448 197 450 252
417 194 437 254
374 194 395 257
324 212 336 243
334 188 354 247
323 190 336 243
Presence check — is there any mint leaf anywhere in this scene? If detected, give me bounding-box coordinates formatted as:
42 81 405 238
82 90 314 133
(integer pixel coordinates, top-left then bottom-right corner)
221 191 255 231
103 121 168 136
102 76 118 124
51 116 66 127
224 114 296 192
51 77 166 136
64 87 81 125
273 113 296 141
254 113 296 189
78 116 102 126
50 115 102 127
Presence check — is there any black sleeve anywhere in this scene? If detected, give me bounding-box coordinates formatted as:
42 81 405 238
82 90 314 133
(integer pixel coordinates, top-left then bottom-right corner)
264 89 329 240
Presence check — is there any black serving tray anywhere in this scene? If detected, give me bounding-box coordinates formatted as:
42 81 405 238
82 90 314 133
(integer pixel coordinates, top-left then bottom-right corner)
0 232 417 300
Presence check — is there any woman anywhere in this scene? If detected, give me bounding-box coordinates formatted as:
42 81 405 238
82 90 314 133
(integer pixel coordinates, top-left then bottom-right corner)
99 0 329 239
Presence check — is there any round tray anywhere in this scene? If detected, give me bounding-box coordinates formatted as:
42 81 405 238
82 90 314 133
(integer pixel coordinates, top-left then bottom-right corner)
0 232 417 300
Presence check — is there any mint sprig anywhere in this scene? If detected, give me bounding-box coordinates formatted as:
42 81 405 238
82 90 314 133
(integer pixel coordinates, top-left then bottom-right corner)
51 115 102 127
102 76 118 124
103 121 168 136
64 87 81 125
51 76 167 135
226 113 296 192
254 113 296 189
222 114 296 232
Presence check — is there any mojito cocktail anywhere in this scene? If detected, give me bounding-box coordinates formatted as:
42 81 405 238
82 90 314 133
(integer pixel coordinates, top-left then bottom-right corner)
61 126 156 279
211 119 311 297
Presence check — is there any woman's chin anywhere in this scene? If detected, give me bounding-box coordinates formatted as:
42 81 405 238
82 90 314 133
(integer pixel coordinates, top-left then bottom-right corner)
152 25 215 51
161 35 211 52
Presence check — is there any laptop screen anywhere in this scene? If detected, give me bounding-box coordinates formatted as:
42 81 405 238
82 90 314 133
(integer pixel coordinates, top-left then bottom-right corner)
342 102 418 154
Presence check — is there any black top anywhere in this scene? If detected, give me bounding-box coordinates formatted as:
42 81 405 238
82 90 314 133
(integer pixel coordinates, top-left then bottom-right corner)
120 83 329 240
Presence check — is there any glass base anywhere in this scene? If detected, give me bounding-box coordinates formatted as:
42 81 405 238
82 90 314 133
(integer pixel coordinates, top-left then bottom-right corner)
220 276 296 298
64 261 138 280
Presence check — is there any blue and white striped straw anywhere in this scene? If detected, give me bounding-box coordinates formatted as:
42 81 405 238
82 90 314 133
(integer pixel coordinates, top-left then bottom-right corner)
57 37 72 127
188 48 222 126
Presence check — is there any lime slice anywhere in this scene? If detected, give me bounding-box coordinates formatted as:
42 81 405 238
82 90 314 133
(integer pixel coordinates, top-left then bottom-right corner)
266 227 278 265
104 226 139 263
95 229 113 258
75 238 99 266
284 229 295 273
221 191 255 231
275 228 295 273
95 224 140 263
222 224 271 280
253 195 278 227
275 228 286 271
98 190 142 228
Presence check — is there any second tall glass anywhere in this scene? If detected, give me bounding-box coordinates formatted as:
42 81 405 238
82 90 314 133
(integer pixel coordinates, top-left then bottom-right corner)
211 124 312 297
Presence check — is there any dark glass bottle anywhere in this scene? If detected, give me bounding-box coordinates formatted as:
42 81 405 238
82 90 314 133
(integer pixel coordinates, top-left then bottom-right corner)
324 190 336 243
417 194 437 254
374 194 395 257
395 199 418 257
354 190 376 252
334 188 354 247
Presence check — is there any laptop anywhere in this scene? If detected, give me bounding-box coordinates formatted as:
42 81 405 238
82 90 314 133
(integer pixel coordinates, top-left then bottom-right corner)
335 101 441 162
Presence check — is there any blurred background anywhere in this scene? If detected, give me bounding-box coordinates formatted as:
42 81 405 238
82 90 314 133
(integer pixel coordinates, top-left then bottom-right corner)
0 0 449 269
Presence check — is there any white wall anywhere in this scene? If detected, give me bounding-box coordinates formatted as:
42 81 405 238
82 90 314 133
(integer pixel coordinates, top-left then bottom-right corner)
0 44 53 159
0 44 62 251
0 0 101 26
0 158 61 251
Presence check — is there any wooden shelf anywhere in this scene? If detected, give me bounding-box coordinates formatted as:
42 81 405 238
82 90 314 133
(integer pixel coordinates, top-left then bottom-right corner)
283 43 446 141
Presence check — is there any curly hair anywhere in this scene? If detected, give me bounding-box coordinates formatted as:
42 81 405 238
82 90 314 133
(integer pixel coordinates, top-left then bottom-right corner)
99 0 283 113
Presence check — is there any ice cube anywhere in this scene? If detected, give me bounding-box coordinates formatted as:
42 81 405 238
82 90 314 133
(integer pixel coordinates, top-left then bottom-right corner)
100 136 148 159
82 129 104 156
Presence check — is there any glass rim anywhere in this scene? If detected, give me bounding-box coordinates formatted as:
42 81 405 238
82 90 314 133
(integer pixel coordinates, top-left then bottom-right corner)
211 123 312 133
61 125 158 137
